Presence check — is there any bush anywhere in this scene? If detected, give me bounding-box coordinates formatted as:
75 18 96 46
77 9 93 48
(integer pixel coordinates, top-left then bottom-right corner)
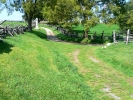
80 38 89 44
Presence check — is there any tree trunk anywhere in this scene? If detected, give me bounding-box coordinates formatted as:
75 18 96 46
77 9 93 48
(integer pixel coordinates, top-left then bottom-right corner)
84 30 88 39
27 18 32 31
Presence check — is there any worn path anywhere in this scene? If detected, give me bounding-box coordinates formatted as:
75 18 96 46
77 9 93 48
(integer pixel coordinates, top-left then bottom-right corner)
41 27 61 42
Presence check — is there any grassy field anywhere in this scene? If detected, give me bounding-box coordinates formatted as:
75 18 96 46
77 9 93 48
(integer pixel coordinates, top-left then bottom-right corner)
1 21 26 27
0 24 133 100
72 24 120 35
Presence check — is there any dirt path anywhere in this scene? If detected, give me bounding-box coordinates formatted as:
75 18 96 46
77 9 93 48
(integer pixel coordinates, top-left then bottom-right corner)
72 50 80 64
41 27 61 42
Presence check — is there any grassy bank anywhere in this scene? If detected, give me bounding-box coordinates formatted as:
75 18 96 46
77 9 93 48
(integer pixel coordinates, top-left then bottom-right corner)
0 29 96 100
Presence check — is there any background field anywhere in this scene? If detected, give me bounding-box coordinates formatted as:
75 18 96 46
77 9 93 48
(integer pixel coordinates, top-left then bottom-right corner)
1 21 26 27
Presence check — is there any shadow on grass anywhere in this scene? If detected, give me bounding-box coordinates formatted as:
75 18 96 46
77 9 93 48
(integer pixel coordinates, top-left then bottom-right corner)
72 30 84 34
31 30 47 39
0 41 13 54
89 39 106 44
56 34 83 43
89 35 113 44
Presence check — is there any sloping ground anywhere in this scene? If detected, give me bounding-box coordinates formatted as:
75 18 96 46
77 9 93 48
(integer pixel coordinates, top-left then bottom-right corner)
43 27 133 99
44 27 133 99
0 28 133 100
0 29 96 100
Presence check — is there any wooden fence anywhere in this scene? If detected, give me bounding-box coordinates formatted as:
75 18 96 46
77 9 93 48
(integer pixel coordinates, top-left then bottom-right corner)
113 29 133 45
51 24 133 44
0 20 28 41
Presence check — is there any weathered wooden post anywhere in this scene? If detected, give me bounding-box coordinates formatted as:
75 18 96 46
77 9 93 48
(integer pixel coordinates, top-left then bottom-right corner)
35 18 39 29
101 31 104 40
91 35 93 40
113 30 116 43
93 32 96 39
126 29 130 45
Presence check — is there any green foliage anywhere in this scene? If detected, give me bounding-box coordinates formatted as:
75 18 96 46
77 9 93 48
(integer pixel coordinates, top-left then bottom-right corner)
122 0 133 30
81 37 88 44
96 0 128 30
43 0 99 38
43 0 77 27
22 0 44 18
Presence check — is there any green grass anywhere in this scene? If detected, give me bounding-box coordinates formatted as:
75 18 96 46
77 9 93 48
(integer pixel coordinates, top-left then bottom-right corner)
90 24 120 35
41 24 133 99
0 29 96 100
1 21 26 27
72 24 120 35
1 23 133 100
96 43 133 77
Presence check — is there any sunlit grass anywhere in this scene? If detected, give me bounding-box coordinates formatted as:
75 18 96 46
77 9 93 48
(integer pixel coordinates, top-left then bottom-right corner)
2 21 26 27
0 24 133 100
0 29 96 100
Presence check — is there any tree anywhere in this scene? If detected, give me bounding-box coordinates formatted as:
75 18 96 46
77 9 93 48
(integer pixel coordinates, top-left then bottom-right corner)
124 0 133 30
43 0 98 39
43 0 79 31
42 0 58 24
0 0 13 13
75 0 98 38
20 0 45 31
96 0 127 29
1 0 45 31
43 0 128 38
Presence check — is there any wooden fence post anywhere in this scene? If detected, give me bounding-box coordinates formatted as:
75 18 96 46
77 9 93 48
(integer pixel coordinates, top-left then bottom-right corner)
93 32 96 39
101 31 104 40
126 29 130 45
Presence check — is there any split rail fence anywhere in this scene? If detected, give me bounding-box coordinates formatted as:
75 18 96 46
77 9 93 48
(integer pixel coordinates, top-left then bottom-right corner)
0 20 36 41
49 24 133 44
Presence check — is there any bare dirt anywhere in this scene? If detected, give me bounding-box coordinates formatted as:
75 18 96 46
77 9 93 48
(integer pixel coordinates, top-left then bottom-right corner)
41 27 61 42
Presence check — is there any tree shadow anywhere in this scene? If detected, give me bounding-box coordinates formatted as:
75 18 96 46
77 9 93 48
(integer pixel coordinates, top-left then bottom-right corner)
0 41 13 54
31 30 47 39
56 34 83 43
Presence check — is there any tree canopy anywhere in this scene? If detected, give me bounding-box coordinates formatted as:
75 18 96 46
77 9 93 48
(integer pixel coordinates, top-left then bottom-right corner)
1 0 131 32
123 0 133 30
43 0 128 38
0 0 45 31
43 0 98 38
